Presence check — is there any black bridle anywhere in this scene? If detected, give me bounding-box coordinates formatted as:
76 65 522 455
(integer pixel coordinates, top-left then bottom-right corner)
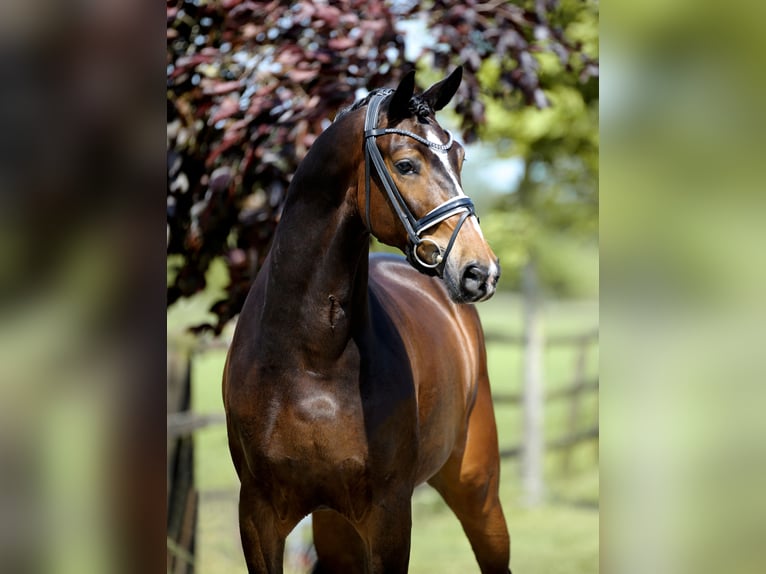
363 90 477 275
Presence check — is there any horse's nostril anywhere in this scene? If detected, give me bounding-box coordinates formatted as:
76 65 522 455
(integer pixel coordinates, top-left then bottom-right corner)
464 265 484 283
461 264 489 296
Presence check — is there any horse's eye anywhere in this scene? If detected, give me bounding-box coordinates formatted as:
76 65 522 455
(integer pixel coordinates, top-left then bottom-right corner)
395 160 417 175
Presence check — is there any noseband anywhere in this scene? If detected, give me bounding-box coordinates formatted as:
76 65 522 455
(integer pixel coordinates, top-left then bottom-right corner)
363 90 477 275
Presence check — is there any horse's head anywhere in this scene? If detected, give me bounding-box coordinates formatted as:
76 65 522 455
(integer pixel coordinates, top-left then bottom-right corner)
357 67 500 303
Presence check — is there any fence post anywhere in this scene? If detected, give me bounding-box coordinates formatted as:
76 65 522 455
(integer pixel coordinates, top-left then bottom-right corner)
167 345 196 574
521 259 545 506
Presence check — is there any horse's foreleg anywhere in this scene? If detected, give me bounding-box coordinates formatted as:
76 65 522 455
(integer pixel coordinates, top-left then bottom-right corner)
311 508 366 574
429 373 511 574
356 492 413 574
238 483 289 574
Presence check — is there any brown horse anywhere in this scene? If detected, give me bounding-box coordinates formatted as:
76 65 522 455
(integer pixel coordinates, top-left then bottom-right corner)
223 67 511 574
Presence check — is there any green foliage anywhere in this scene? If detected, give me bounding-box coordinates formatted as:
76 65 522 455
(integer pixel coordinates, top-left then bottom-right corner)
481 204 598 298
468 0 599 297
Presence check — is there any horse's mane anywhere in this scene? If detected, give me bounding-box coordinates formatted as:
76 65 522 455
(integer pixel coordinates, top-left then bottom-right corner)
335 88 433 123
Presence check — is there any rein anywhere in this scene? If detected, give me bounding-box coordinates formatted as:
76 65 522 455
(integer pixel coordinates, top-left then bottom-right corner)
363 90 477 274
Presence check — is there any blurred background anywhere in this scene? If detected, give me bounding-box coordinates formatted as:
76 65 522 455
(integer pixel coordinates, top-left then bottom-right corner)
166 1 598 572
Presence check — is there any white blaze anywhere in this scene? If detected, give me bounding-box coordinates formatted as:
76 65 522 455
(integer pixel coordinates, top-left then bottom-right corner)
425 127 484 238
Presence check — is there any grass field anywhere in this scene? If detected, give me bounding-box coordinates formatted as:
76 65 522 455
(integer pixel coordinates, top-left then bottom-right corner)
175 292 598 573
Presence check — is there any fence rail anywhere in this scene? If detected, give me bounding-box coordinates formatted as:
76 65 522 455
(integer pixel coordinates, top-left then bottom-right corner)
486 327 599 468
498 426 599 459
168 411 226 439
485 329 598 347
493 379 599 405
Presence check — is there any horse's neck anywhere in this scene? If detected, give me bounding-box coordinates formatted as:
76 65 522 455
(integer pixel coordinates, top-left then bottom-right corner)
259 206 369 369
256 119 369 370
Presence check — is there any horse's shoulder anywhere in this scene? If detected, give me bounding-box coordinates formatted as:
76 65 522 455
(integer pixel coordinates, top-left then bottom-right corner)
367 253 479 327
368 253 441 300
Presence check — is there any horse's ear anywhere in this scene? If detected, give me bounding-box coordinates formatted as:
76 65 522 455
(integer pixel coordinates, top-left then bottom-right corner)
387 70 416 121
422 66 463 111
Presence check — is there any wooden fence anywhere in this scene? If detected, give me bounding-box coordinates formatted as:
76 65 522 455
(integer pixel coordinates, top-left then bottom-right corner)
486 328 599 472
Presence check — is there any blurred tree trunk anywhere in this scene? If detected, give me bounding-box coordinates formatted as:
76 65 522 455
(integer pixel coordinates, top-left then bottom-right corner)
521 256 545 506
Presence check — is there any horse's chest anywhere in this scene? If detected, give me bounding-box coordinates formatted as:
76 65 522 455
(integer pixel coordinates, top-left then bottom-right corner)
242 380 372 516
256 379 369 470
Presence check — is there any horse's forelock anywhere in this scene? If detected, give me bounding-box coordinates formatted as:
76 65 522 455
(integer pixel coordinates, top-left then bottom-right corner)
407 95 433 121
